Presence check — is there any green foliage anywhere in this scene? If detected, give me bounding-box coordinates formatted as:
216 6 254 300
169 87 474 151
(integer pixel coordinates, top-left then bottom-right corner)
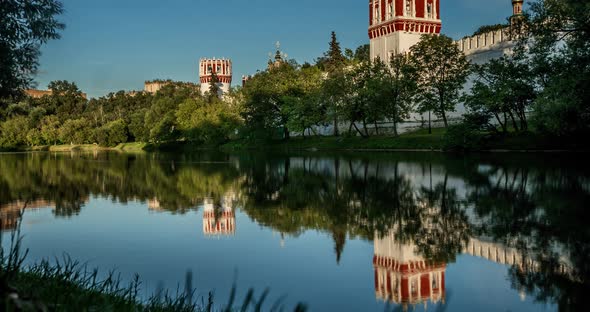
95 119 128 147
411 34 470 127
470 24 507 37
59 118 93 144
176 98 241 144
525 0 590 136
465 50 535 133
442 121 484 151
0 0 64 99
354 44 370 63
0 116 29 147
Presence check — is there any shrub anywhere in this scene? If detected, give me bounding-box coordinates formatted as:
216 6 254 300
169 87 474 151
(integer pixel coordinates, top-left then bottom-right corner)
442 122 483 151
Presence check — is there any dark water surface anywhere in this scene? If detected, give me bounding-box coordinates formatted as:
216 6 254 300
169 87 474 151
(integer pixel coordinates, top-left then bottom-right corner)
1 151 589 311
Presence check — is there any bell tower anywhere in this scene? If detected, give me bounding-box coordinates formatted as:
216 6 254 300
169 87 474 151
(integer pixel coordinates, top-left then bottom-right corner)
369 0 442 61
510 0 524 25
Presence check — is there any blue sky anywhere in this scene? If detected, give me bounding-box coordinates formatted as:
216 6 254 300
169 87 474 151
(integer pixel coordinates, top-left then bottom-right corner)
36 0 516 98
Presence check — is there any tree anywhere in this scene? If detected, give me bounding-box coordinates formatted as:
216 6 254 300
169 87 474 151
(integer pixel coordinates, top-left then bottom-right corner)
385 55 418 136
465 51 535 133
40 115 60 145
0 115 28 147
45 80 87 121
207 68 221 102
0 0 64 99
323 32 348 136
410 35 470 129
354 44 370 63
59 118 92 144
525 0 590 135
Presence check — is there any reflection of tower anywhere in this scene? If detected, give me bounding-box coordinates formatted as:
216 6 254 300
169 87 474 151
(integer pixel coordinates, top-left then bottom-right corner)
373 230 445 309
1 200 55 231
202 193 236 236
199 58 232 97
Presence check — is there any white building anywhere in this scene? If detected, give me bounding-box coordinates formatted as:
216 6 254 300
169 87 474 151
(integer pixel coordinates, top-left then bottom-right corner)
199 58 232 97
369 0 442 61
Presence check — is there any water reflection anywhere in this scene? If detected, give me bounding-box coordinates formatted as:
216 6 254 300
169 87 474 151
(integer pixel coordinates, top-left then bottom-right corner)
0 151 588 311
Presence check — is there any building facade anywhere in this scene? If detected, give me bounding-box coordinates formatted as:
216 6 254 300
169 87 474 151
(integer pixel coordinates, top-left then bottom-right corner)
369 0 442 61
199 58 232 97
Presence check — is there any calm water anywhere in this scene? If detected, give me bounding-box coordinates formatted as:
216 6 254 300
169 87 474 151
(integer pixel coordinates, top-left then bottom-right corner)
1 151 589 311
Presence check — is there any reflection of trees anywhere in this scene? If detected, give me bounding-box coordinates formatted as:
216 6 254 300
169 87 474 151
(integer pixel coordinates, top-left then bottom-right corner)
0 153 242 217
464 161 590 311
239 156 471 265
414 174 471 263
2 151 588 310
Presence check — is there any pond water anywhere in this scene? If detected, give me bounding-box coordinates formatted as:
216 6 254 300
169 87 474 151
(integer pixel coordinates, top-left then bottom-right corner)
1 151 589 311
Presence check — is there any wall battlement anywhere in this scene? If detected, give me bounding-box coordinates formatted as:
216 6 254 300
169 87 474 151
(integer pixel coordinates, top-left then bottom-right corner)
455 27 515 57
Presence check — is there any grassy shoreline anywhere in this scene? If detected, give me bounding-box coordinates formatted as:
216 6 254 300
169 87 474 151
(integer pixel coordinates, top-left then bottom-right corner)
2 128 588 154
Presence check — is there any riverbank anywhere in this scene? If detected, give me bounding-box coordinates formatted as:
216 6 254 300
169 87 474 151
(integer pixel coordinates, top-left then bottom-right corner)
221 128 589 152
3 258 301 311
2 128 587 154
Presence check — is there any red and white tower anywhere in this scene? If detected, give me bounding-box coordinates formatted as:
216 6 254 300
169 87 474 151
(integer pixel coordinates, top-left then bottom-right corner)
369 0 442 60
202 193 236 236
373 230 446 308
199 58 232 96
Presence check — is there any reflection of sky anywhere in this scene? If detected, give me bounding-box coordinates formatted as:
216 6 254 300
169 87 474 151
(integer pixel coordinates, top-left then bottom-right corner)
4 197 556 311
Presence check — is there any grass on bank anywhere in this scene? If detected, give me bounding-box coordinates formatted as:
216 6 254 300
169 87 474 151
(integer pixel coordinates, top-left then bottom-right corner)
2 127 588 154
222 128 446 151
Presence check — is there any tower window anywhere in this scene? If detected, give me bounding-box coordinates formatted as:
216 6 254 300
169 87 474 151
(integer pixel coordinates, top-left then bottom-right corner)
388 2 394 18
405 0 412 17
427 3 433 19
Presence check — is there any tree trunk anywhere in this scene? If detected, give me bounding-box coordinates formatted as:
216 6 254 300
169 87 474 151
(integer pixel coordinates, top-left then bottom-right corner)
441 110 448 128
310 126 318 136
508 111 519 132
333 116 339 136
348 122 353 136
374 121 379 136
362 119 369 137
283 127 290 140
393 119 398 136
428 111 432 134
493 113 506 133
352 122 365 137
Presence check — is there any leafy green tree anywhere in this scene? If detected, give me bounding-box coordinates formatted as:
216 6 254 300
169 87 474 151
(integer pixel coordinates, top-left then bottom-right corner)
44 80 87 121
0 116 29 147
465 50 536 133
241 62 302 140
526 0 590 135
207 68 221 102
40 115 60 145
321 32 348 136
59 118 92 144
354 44 370 63
385 55 418 136
283 66 325 137
410 35 470 128
0 0 64 100
128 109 149 142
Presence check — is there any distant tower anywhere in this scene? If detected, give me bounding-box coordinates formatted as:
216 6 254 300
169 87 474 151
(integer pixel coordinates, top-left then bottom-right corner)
369 0 442 61
510 0 524 25
268 41 287 70
199 58 232 96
